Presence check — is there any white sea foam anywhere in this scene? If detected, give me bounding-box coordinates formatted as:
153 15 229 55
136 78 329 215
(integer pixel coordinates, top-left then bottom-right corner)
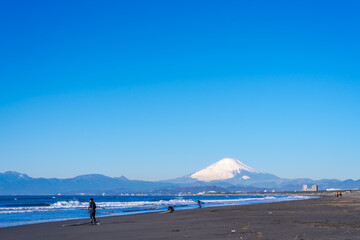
203 196 276 203
202 195 312 206
0 199 195 214
0 196 314 214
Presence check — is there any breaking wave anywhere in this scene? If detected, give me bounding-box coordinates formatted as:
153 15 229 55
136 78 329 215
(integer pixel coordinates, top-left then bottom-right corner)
0 199 196 214
0 195 314 214
202 195 312 205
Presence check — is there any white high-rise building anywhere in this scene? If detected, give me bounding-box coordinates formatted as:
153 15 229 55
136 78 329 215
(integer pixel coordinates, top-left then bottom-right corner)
302 184 318 191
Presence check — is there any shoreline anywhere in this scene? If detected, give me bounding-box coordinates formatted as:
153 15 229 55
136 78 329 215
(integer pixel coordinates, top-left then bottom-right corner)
2 192 360 239
0 193 316 229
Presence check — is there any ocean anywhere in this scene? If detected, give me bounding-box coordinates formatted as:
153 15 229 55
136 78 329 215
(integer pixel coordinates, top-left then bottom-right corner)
0 194 313 228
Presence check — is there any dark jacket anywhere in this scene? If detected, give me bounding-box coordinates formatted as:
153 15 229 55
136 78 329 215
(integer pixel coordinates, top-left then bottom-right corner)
89 202 96 212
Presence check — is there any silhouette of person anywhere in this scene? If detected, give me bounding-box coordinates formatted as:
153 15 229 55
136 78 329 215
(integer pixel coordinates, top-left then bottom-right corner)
87 198 96 224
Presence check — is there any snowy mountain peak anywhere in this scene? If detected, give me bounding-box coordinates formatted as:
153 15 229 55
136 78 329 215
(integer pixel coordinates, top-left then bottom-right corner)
190 158 260 182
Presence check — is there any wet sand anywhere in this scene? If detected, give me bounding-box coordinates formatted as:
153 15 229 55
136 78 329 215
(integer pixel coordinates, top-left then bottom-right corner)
1 192 360 240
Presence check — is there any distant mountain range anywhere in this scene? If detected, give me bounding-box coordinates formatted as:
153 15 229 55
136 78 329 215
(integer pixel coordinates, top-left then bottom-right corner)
1 158 359 195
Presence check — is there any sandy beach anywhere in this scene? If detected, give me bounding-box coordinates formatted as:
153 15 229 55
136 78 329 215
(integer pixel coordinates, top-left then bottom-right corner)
1 192 360 240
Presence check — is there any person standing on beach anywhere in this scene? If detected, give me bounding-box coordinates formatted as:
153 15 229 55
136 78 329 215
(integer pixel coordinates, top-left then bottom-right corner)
87 198 96 225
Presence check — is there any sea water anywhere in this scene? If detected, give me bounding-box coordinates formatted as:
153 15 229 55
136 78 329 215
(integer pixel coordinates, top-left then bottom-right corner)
0 195 313 228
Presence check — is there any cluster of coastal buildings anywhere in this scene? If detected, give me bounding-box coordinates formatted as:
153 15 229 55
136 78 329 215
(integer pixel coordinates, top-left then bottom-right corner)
302 184 318 192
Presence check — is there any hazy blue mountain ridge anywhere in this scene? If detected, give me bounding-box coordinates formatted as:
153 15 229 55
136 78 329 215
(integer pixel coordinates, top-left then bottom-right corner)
1 169 359 195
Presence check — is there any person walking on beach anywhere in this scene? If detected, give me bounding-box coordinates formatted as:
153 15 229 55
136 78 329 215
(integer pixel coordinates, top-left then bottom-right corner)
87 198 96 225
197 199 202 208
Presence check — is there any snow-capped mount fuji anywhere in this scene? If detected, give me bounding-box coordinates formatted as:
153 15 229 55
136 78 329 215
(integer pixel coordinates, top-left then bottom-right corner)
189 158 279 183
191 158 260 181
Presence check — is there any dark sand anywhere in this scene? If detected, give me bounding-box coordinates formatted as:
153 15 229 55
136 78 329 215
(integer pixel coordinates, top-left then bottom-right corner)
1 192 360 240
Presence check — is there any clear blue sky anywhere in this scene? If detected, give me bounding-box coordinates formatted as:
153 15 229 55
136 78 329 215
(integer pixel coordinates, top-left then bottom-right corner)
0 0 359 181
